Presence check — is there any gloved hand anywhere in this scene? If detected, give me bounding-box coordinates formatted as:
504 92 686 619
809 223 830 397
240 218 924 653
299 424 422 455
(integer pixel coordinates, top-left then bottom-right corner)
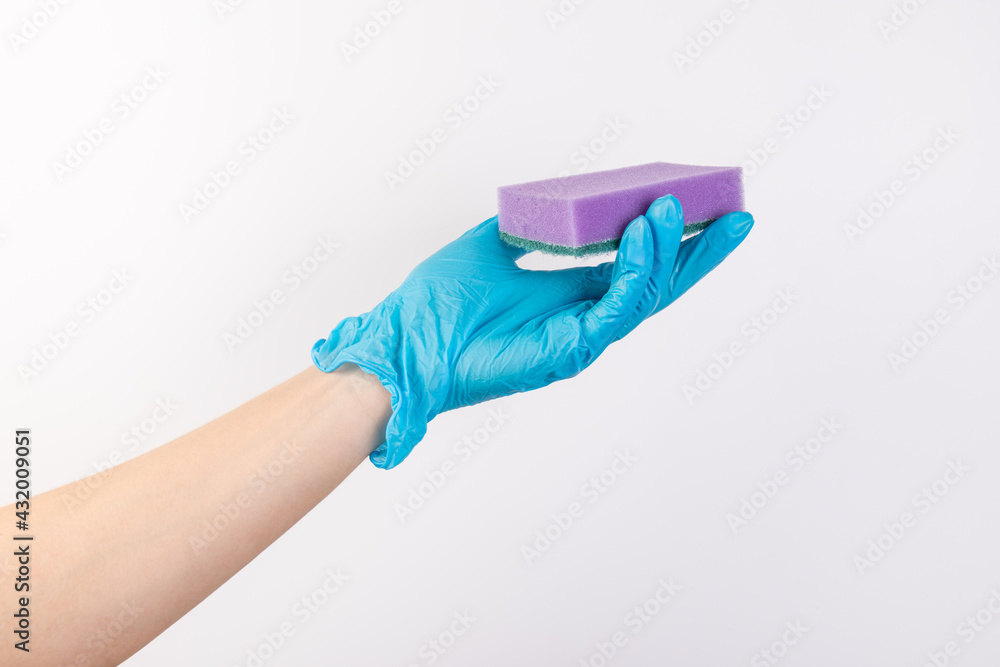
312 195 753 468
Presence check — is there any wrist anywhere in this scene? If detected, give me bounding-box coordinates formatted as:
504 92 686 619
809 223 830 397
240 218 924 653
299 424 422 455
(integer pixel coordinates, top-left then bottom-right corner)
333 362 393 429
312 315 433 469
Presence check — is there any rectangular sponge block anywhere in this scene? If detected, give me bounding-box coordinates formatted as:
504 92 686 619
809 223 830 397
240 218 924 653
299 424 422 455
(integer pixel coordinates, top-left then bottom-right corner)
497 162 744 256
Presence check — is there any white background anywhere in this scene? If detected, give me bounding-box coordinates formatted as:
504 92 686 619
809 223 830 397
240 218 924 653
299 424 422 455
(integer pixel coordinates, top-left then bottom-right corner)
2 0 1000 665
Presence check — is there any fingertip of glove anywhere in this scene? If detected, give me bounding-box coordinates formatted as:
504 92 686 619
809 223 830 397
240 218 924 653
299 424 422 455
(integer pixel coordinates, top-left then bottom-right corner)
646 195 683 229
619 216 653 274
627 214 652 248
696 211 754 254
722 211 754 237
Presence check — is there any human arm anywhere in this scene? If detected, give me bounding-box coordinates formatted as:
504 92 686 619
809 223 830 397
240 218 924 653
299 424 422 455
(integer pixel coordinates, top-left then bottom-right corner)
0 363 390 666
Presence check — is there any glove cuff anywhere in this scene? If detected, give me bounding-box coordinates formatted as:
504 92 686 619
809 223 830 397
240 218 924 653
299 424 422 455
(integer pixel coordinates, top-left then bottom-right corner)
310 313 431 469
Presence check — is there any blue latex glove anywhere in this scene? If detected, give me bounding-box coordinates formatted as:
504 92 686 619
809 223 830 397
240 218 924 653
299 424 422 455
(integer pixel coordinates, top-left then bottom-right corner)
312 195 753 468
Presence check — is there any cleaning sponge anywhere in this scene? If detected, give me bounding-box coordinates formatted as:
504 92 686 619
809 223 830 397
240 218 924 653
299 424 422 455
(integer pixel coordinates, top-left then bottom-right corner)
497 162 744 256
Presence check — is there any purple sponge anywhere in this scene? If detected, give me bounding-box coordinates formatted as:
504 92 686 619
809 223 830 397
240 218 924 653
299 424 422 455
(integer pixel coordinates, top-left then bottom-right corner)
497 162 744 256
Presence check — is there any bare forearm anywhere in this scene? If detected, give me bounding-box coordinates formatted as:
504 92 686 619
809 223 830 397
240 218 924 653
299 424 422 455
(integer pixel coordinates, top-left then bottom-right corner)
0 364 390 665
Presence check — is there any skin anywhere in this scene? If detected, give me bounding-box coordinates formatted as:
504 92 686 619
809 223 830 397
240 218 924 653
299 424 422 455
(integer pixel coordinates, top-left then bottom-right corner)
0 364 391 666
